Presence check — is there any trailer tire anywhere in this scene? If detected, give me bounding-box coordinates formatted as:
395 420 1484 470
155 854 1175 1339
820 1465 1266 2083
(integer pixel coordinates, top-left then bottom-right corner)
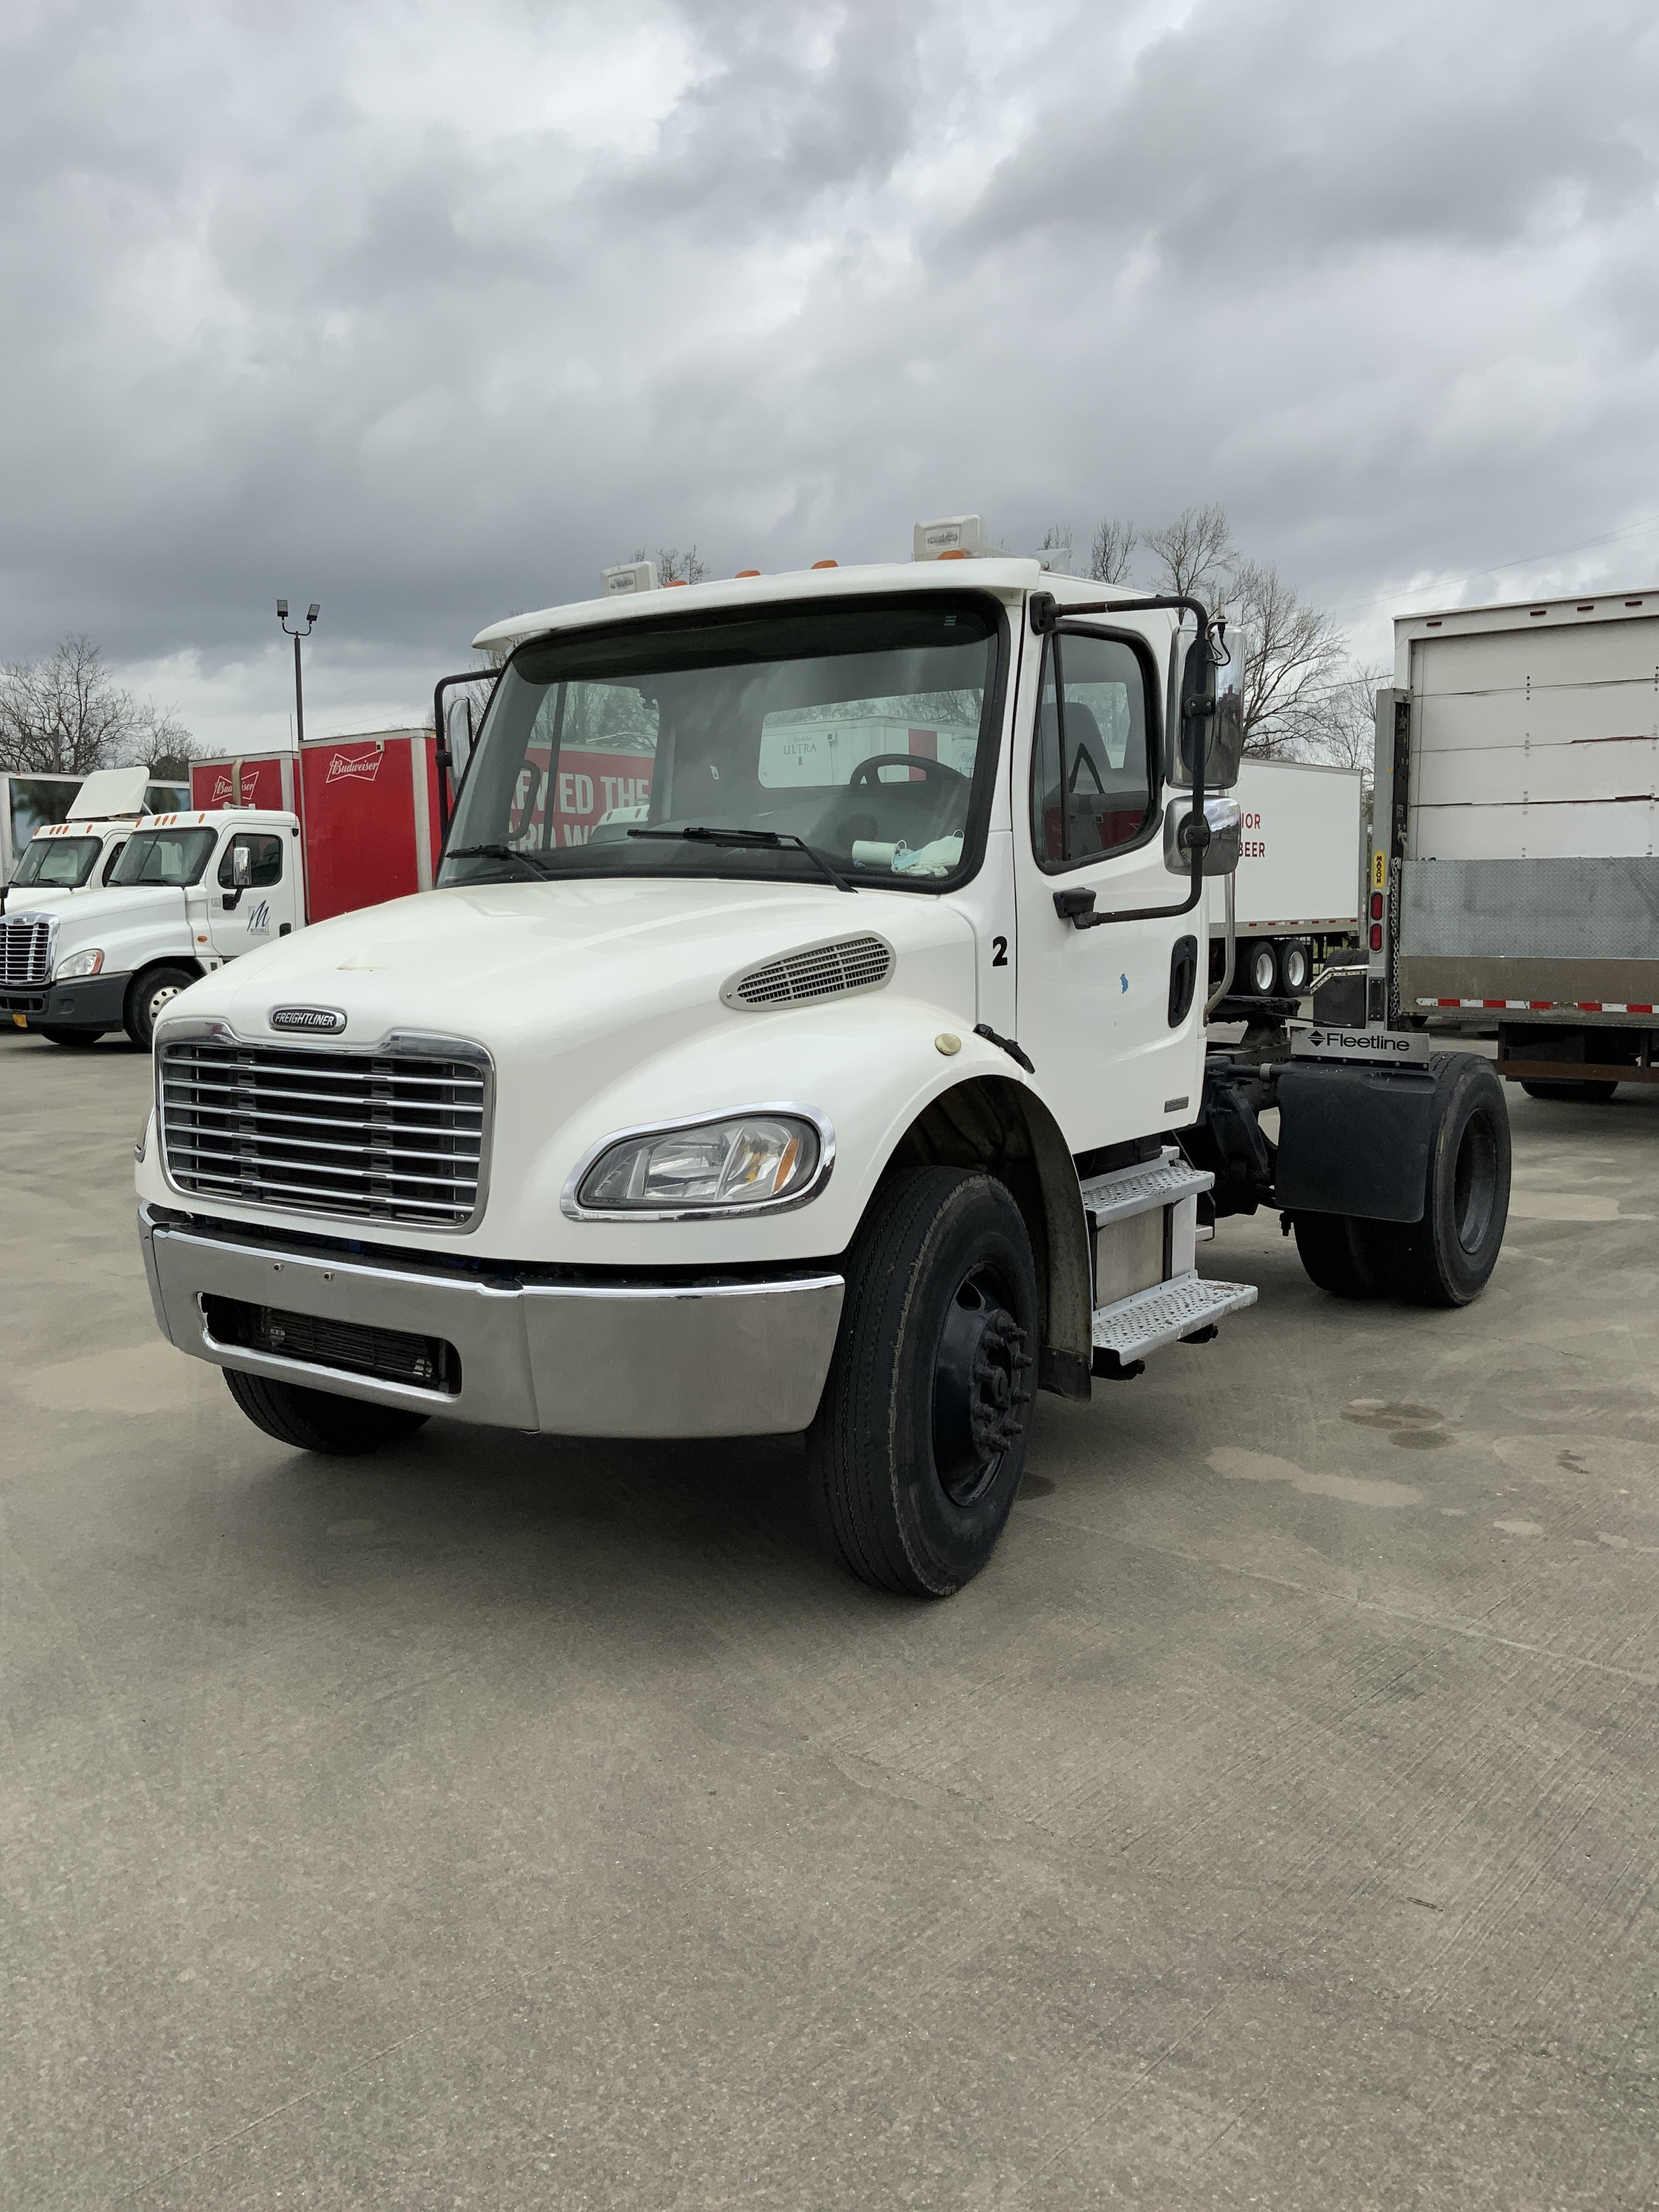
1292 1213 1387 1299
1279 939 1312 997
1520 1079 1619 1103
806 1166 1039 1599
39 1026 106 1046
125 964 197 1051
1244 940 1279 997
222 1369 430 1455
1373 1054 1510 1307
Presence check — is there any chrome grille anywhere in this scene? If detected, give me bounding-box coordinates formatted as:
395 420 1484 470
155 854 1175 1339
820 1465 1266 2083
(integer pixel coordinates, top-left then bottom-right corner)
727 933 893 1009
158 1037 489 1227
0 915 53 988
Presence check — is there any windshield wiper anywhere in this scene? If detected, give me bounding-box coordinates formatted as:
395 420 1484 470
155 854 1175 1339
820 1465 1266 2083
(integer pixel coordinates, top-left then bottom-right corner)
445 843 557 883
627 825 854 894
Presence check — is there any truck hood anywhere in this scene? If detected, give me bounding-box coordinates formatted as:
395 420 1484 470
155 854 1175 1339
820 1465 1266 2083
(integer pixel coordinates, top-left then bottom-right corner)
48 884 189 953
144 876 993 1263
195 876 977 1046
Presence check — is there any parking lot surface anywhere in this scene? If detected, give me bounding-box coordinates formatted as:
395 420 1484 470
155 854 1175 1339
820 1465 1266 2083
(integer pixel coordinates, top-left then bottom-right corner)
3 1030 1656 2210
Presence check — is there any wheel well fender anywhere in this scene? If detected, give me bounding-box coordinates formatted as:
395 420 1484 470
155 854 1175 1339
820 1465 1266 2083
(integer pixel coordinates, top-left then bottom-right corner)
879 1075 1092 1400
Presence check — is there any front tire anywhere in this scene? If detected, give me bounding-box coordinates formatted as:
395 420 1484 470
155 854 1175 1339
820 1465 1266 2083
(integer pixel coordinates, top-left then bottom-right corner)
125 964 197 1050
40 1026 106 1046
807 1166 1039 1598
222 1368 430 1454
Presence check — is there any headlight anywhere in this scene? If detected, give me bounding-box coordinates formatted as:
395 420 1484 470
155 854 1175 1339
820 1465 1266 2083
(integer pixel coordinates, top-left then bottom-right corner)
55 949 104 980
568 1111 829 1216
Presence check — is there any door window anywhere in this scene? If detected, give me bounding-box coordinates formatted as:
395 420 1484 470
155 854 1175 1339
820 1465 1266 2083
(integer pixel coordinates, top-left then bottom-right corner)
218 833 285 888
1031 632 1156 871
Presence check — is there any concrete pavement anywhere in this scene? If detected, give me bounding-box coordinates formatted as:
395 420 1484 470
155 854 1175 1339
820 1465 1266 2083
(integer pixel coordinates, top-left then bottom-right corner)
3 1028 1656 2209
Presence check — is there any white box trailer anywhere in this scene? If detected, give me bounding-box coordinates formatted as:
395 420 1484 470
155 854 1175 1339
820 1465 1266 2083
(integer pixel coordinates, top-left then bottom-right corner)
1214 759 1362 998
1374 586 1659 1097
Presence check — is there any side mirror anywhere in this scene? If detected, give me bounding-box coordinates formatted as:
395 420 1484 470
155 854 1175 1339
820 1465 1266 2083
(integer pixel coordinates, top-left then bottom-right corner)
1164 794 1242 878
1170 629 1248 793
232 844 253 887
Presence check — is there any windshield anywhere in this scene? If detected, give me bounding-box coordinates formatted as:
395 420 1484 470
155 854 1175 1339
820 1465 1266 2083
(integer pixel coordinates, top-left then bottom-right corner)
109 827 218 888
11 836 102 889
439 595 1002 893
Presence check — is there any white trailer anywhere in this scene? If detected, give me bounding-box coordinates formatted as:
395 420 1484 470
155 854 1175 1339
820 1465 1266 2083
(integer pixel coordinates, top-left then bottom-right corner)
1212 759 1362 999
1373 587 1659 1098
136 521 1510 1598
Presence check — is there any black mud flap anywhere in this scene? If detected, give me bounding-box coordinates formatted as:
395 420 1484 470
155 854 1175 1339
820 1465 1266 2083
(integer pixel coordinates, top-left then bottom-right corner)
1273 1062 1438 1223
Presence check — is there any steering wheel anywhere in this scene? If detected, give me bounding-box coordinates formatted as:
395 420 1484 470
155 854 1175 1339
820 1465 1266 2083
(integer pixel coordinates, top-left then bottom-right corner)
847 753 968 789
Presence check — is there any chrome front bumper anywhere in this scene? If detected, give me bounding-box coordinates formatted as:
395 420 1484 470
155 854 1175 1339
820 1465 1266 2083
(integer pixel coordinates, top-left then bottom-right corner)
139 1206 844 1437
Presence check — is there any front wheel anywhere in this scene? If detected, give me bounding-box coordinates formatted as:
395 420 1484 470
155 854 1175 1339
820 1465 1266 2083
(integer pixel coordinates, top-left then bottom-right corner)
807 1167 1039 1598
124 964 197 1050
39 1026 106 1046
1521 1079 1619 1103
223 1368 430 1454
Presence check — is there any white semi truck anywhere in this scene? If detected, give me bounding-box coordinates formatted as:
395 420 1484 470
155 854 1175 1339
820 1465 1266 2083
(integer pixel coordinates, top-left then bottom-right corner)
1362 586 1659 1099
135 522 1510 1596
3 808 304 1048
0 768 185 915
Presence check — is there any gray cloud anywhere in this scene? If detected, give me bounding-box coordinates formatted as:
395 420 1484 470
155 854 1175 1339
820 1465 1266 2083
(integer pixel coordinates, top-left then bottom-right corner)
3 0 1658 746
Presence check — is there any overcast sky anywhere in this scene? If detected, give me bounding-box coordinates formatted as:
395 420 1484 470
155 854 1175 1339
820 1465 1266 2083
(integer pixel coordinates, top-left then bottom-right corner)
3 0 1657 751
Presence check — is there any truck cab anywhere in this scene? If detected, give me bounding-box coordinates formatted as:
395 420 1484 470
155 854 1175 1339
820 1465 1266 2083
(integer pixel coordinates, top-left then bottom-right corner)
136 523 1511 1595
4 808 301 1047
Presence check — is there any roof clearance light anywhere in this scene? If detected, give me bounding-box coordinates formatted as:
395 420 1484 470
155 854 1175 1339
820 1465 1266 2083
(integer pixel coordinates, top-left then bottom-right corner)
811 558 838 569
601 560 659 596
736 568 760 578
913 515 985 562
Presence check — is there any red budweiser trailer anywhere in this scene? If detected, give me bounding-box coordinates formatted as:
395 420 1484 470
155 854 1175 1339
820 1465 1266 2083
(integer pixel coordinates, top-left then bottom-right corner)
189 728 445 926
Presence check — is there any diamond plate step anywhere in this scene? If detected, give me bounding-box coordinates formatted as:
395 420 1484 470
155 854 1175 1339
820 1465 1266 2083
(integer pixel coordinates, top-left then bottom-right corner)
1091 1270 1257 1362
1080 1150 1213 1227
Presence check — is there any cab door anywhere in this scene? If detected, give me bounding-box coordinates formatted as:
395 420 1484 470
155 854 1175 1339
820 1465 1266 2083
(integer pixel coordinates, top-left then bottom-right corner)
1012 622 1199 1150
207 827 298 960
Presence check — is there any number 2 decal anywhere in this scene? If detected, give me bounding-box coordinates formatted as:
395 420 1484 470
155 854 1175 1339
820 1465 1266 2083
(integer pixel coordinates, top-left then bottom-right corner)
991 935 1008 967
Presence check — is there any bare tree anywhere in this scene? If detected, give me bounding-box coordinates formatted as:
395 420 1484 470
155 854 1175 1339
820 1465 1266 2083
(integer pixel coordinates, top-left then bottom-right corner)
0 635 192 776
633 544 707 586
1088 516 1137 584
1227 560 1350 761
1141 502 1236 602
1296 664 1385 789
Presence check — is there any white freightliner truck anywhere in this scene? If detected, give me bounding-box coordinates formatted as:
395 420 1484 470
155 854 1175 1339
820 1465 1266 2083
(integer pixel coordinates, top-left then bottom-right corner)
134 520 1511 1596
0 768 186 915
3 808 304 1048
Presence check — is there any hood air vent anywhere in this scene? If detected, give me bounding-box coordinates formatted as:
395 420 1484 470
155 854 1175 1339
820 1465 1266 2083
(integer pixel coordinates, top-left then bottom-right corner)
723 933 894 1011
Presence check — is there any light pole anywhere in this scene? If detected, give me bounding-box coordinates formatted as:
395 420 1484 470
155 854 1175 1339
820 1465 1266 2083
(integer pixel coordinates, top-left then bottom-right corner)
276 599 320 749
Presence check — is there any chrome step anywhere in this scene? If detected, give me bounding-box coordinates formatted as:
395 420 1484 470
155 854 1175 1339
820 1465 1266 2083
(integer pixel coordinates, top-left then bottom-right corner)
1091 1270 1257 1363
1080 1150 1212 1227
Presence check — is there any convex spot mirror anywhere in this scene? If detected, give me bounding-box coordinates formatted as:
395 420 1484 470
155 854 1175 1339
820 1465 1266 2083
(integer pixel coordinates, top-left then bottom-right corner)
1170 627 1248 793
1163 794 1242 878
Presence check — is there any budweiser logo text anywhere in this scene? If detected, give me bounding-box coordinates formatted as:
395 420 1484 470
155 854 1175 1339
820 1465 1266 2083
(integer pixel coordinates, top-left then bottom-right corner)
326 751 382 785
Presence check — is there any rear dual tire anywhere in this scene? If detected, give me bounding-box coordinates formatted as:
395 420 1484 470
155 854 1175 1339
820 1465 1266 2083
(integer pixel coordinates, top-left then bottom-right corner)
1294 1053 1510 1309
